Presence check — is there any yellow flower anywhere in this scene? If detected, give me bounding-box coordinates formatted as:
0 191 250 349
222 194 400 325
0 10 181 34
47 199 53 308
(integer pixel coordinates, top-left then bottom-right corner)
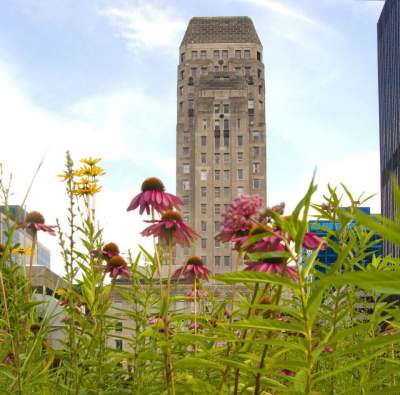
12 247 31 256
75 165 105 178
72 183 102 196
80 157 102 166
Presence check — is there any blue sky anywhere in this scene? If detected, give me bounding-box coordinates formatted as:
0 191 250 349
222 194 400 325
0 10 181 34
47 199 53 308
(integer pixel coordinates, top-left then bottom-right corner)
0 0 384 273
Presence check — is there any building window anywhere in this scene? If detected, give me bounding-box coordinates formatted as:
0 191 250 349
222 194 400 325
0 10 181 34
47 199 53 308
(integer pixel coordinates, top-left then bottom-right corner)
200 169 208 181
224 256 230 266
237 186 244 196
201 136 207 146
188 100 194 110
183 180 190 191
213 50 220 60
203 119 207 129
252 162 260 174
115 339 123 351
201 204 207 214
244 49 251 59
253 179 261 189
223 119 229 130
201 153 207 164
201 187 207 197
116 322 123 332
224 187 230 198
201 50 207 59
214 170 220 181
236 119 241 129
224 170 230 182
192 50 198 59
237 152 243 161
235 50 241 59
201 256 207 265
201 238 207 249
214 153 220 164
201 221 207 232
223 130 229 147
183 134 190 144
223 104 230 114
214 65 219 72
253 131 261 143
215 239 220 248
222 50 228 59
248 99 254 109
183 147 189 156
215 187 221 198
181 70 185 80
214 221 220 232
191 68 197 77
179 102 183 113
215 119 220 129
235 66 241 74
257 51 261 61
237 169 244 180
237 135 243 146
214 104 220 113
214 256 221 266
223 65 228 71
183 196 190 206
257 69 262 78
259 85 262 95
180 52 185 62
214 130 220 149
201 66 207 75
245 66 251 77
179 86 183 96
252 147 260 158
224 153 230 162
214 204 221 215
183 163 190 174
249 115 254 126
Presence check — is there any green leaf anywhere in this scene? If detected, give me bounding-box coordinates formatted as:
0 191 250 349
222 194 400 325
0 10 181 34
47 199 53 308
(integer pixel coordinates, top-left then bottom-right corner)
319 271 400 294
214 271 299 289
174 357 222 370
230 318 306 334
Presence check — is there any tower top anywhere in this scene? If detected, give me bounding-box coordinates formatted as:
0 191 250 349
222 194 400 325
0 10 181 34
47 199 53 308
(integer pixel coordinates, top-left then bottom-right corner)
180 16 261 47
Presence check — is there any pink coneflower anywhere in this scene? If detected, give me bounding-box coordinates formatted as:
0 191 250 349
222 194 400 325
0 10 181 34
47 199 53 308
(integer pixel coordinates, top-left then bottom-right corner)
172 256 212 282
148 317 162 326
104 255 130 279
127 177 182 215
189 321 202 331
303 232 326 250
323 346 333 353
141 210 197 247
19 211 56 236
216 194 263 246
91 242 120 260
245 261 298 281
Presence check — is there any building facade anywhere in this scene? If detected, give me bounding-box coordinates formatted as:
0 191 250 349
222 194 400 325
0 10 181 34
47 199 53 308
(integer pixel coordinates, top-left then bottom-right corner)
176 17 267 273
378 0 400 256
0 206 51 267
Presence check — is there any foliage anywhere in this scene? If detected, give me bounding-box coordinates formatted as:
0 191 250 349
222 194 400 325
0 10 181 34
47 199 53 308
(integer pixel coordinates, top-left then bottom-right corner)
0 154 399 394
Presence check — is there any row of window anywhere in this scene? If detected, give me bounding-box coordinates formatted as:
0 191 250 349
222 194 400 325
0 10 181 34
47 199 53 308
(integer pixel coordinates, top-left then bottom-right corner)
182 146 262 160
180 49 261 62
180 66 262 80
183 129 262 144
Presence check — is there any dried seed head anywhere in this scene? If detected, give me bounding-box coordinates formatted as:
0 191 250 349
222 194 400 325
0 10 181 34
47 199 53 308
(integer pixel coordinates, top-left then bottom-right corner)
161 210 183 222
102 242 120 255
26 211 45 224
186 256 203 266
141 177 165 192
108 255 127 268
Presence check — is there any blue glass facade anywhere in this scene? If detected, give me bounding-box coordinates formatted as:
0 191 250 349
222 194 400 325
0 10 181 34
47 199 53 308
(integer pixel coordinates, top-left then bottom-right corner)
308 207 382 270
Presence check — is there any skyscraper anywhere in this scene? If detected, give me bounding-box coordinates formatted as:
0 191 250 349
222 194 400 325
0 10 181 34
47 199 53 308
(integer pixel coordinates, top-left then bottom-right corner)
176 17 266 272
378 0 400 256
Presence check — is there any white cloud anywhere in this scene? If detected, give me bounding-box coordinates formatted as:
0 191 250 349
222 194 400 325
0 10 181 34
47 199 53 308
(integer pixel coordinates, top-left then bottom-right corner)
0 60 174 274
100 1 186 54
268 150 380 214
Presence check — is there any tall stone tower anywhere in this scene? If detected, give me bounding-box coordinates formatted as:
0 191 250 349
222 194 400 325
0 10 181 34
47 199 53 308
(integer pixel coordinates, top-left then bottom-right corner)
176 17 266 273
